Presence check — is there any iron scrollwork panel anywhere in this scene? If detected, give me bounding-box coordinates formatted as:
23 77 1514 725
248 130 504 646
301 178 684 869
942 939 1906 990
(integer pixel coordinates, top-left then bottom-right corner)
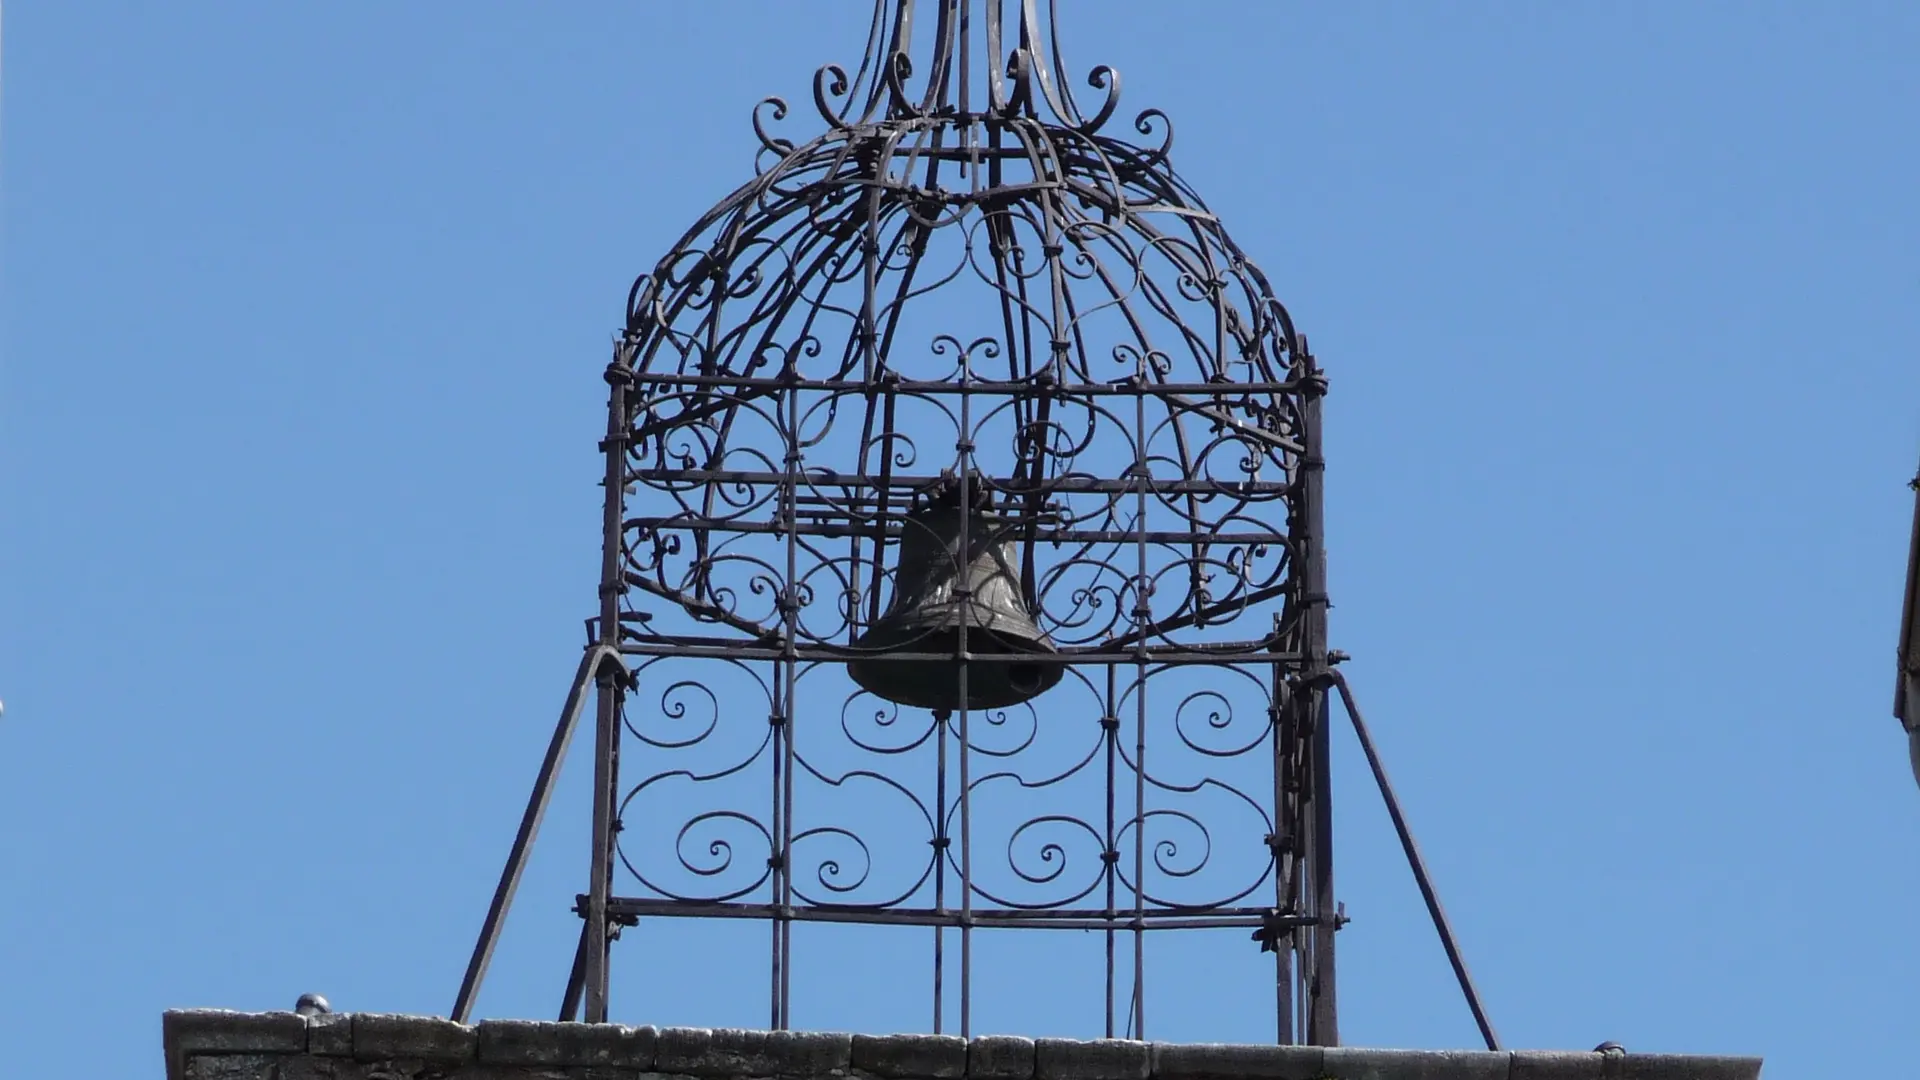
591 0 1329 1039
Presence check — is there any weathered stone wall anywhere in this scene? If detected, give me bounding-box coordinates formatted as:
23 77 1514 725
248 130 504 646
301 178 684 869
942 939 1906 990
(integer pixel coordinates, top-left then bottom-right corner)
163 1011 1762 1080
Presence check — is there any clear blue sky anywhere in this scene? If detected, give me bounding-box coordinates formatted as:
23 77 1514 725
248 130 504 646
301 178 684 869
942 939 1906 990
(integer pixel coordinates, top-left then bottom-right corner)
4 3 1917 1077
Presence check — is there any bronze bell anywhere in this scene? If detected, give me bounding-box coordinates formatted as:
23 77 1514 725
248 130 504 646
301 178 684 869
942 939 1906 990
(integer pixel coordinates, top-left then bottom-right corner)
848 489 1062 711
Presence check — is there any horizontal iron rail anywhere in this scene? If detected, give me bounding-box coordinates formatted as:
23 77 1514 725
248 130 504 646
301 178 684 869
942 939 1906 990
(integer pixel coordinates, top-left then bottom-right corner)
619 577 1295 658
637 380 1300 454
632 374 1311 395
616 641 1300 665
628 469 1295 497
624 518 1290 544
592 896 1300 932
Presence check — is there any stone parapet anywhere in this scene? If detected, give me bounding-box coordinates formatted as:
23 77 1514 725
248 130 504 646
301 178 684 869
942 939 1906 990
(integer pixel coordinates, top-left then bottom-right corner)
162 1011 1762 1080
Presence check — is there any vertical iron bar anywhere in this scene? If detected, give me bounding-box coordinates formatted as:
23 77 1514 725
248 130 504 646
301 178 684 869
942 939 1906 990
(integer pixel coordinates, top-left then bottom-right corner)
957 355 975 1039
585 352 634 1024
958 684 973 1038
1267 651 1293 1045
934 708 950 1033
957 0 971 118
778 377 804 1031
985 0 1005 112
769 669 786 1031
1103 664 1118 1040
1307 690 1337 1046
1132 674 1147 1042
869 389 902 625
779 695 796 1030
1296 344 1337 1045
584 621 618 1021
1131 373 1149 1042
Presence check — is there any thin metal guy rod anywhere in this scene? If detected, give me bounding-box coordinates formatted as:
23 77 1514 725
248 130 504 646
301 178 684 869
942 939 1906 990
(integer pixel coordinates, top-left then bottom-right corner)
559 920 589 1022
1328 670 1502 1052
451 643 621 1023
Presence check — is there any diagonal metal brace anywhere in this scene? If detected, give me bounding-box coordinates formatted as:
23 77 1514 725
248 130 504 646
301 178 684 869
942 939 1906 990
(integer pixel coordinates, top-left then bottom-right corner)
451 644 627 1023
1329 670 1502 1052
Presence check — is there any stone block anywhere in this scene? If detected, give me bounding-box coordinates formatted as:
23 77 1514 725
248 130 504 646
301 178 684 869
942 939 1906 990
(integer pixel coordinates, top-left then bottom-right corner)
166 1010 308 1080
853 1032 969 1079
308 1012 354 1056
184 1053 333 1080
168 1010 309 1057
477 1020 656 1068
654 1025 853 1077
351 1012 478 1063
1035 1038 1150 1080
1151 1041 1326 1080
653 1025 716 1072
439 1068 572 1080
1509 1051 1602 1080
1601 1055 1763 1080
558 1068 640 1080
969 1034 1038 1080
330 1066 565 1080
1320 1047 1511 1080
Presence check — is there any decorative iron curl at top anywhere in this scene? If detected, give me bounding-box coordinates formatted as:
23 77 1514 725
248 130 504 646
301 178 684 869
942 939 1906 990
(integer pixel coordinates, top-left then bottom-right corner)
625 0 1300 382
788 0 1130 133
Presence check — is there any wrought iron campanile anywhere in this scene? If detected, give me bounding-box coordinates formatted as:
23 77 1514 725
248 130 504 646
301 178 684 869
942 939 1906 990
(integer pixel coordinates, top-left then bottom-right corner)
454 0 1496 1051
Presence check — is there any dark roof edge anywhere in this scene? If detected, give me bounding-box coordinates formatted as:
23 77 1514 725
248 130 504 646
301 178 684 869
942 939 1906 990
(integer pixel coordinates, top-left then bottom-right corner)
162 1010 1764 1080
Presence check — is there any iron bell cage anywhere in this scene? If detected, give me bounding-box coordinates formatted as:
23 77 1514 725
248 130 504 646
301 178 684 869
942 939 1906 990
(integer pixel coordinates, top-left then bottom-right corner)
452 0 1496 1051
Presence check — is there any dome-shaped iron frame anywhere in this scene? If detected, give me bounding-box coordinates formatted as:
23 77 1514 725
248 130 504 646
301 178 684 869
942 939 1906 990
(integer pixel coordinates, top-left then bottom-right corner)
452 1 1497 1051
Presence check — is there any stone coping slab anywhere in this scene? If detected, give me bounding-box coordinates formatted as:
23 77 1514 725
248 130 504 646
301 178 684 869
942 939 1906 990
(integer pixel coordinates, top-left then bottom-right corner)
163 1011 1762 1080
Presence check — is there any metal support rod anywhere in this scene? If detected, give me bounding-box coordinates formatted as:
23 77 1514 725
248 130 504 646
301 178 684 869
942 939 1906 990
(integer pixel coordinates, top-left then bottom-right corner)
585 353 635 1024
1330 671 1502 1052
559 919 589 1021
451 644 619 1023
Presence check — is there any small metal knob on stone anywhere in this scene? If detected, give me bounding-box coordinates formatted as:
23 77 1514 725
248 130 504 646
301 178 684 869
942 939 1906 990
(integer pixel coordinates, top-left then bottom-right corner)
295 993 332 1017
